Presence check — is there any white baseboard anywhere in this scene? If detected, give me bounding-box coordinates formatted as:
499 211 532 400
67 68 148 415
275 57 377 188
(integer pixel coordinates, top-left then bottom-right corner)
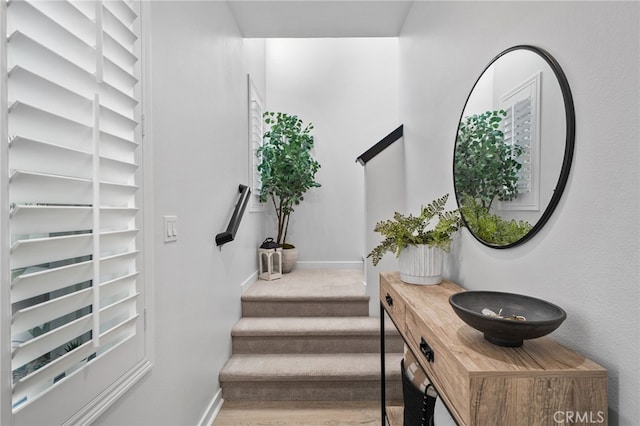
240 270 259 294
198 389 223 426
199 271 256 425
295 260 364 270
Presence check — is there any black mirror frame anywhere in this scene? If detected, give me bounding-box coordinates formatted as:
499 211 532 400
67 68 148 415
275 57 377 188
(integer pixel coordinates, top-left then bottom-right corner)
453 45 575 249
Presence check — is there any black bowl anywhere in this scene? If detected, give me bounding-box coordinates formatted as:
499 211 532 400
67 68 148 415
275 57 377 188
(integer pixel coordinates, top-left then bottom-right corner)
449 291 567 347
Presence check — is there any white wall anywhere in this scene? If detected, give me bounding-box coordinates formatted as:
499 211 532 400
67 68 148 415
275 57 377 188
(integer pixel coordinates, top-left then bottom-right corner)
364 139 406 315
95 2 264 425
265 38 399 267
400 2 639 424
244 39 267 102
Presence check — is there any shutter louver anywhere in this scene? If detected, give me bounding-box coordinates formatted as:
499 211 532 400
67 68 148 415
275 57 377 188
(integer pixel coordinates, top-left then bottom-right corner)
6 0 141 411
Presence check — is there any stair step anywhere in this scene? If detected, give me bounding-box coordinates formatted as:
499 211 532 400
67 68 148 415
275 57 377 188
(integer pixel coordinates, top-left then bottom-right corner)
242 269 369 317
220 269 401 402
219 353 403 401
232 317 404 353
242 298 369 317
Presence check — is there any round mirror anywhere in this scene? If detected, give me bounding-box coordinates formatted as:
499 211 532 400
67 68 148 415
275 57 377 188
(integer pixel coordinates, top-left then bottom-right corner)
453 45 575 248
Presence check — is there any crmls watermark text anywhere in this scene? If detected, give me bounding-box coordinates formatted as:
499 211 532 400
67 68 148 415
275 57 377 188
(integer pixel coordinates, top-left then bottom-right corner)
553 411 606 424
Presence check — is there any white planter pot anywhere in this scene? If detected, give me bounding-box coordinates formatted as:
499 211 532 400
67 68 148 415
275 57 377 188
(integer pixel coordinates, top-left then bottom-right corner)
398 245 443 285
282 247 298 273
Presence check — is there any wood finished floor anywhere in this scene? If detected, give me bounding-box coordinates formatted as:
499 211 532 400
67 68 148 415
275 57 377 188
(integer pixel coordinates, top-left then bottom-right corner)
212 401 381 425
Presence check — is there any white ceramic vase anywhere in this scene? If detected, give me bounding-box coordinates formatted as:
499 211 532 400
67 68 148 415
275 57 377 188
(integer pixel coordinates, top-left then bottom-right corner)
398 244 443 285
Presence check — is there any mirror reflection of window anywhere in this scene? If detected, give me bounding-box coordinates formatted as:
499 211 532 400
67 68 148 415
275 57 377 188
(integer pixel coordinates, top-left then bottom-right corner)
504 97 533 193
498 72 540 212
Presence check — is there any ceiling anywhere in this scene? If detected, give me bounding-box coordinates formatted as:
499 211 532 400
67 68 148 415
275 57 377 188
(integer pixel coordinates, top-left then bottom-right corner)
227 1 413 38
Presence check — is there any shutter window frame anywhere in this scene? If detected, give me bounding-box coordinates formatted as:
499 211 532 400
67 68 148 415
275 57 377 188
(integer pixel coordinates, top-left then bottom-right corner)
1 1 151 423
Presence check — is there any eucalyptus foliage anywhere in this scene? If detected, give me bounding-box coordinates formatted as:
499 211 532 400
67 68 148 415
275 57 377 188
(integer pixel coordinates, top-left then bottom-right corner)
459 195 532 245
257 112 321 247
454 110 523 210
367 194 460 267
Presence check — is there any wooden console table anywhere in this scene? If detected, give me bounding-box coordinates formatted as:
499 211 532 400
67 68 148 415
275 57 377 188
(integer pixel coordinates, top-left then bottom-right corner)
379 272 608 426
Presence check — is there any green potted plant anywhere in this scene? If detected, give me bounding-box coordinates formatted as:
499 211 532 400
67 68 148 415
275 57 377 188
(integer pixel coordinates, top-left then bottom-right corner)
367 194 460 285
454 110 523 210
257 111 321 272
454 111 533 245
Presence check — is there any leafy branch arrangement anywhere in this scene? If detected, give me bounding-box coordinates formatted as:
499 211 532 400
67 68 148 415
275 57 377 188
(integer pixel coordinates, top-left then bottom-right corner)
257 112 321 247
367 194 460 267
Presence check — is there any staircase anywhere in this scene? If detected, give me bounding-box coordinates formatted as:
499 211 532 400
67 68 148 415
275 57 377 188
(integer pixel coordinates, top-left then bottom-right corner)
219 269 403 401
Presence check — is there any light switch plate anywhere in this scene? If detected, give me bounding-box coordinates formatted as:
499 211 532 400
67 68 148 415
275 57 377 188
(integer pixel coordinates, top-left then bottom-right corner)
163 215 178 243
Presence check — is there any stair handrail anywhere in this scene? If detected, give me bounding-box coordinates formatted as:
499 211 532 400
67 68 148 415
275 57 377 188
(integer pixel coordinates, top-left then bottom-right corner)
355 125 403 166
216 184 251 247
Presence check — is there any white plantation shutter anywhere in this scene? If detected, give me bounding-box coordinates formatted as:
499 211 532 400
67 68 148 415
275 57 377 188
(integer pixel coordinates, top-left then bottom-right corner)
502 96 533 194
248 75 264 212
4 0 147 421
498 72 541 211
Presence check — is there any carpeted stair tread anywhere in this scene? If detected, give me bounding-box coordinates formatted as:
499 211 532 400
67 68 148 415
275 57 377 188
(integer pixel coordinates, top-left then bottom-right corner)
232 316 398 337
220 353 403 382
242 269 368 302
